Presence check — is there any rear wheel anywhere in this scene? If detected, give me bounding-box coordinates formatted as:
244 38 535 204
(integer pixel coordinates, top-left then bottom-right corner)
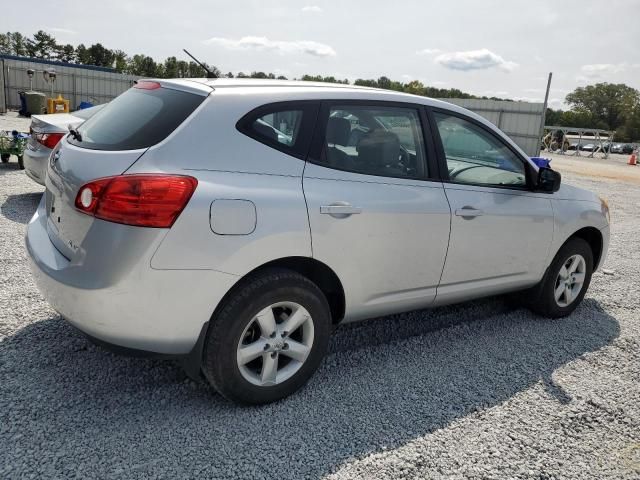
527 237 593 318
202 269 331 404
1 154 9 163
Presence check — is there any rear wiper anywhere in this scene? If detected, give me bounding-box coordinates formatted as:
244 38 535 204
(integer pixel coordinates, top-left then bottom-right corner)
68 128 82 142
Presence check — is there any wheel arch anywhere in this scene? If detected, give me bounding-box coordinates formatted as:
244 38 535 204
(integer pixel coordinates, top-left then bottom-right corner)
563 226 604 269
214 256 346 325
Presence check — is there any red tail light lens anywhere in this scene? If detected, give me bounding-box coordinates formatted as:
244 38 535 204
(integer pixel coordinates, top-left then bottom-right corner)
75 174 198 228
36 132 65 149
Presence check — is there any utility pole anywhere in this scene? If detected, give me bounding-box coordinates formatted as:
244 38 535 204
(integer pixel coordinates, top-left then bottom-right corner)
538 72 553 155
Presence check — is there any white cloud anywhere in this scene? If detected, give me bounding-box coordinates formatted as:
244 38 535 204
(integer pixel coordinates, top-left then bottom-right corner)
45 27 77 35
580 63 628 78
416 48 441 55
203 36 336 57
301 5 323 13
434 48 518 72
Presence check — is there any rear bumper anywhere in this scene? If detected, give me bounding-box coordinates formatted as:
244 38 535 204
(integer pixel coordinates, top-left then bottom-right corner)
23 147 50 186
26 198 239 355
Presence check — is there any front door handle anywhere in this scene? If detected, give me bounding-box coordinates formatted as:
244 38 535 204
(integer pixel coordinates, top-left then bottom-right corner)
320 204 362 217
455 207 484 219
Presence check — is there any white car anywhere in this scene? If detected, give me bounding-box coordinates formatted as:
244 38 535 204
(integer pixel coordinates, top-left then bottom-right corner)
27 79 610 404
23 105 104 185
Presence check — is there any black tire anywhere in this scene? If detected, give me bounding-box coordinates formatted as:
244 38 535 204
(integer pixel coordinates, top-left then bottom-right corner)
527 237 593 318
202 268 331 405
17 156 24 170
1 154 9 163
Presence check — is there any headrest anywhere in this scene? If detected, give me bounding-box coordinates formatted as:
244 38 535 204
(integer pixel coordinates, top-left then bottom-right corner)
357 130 400 166
326 117 351 146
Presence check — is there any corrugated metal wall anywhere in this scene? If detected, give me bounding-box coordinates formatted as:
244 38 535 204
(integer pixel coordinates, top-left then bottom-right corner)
438 98 544 156
0 55 139 113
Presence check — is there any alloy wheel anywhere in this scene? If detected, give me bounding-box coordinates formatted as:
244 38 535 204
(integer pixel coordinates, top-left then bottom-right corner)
236 302 314 386
554 254 587 307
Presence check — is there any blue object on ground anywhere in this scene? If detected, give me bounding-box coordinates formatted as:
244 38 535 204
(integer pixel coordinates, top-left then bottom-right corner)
78 101 94 109
530 157 551 168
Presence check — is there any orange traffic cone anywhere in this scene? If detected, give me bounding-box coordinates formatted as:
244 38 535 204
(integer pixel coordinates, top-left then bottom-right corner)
629 153 637 166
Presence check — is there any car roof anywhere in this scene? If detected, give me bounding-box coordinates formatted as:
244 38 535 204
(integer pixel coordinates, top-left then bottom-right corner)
159 77 460 109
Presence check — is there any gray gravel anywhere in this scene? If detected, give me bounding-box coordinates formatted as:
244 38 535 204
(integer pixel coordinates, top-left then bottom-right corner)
0 160 639 479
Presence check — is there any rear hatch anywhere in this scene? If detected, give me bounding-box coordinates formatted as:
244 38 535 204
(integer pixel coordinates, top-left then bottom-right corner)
44 80 210 260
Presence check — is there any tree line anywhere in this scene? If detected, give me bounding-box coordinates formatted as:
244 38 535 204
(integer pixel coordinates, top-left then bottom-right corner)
0 30 505 100
1 31 638 141
546 83 640 142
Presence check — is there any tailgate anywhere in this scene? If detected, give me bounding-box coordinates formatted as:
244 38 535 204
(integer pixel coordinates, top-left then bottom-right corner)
45 140 145 260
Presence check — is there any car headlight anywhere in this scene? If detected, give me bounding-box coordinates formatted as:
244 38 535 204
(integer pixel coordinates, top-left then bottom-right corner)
599 195 610 224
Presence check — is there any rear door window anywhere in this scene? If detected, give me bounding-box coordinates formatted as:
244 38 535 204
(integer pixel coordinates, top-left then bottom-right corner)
68 83 206 151
317 104 427 179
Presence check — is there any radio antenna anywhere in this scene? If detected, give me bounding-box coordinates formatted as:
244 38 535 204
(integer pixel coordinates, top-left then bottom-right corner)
183 49 217 78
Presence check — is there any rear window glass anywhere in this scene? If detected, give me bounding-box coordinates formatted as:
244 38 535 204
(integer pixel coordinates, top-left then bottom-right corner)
68 86 205 150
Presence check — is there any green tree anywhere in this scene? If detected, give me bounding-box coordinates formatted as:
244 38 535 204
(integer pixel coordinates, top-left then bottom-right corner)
163 56 179 78
113 50 128 72
26 30 58 59
86 43 115 67
127 54 160 76
0 33 10 54
565 83 640 131
9 32 28 56
75 44 90 64
57 44 75 63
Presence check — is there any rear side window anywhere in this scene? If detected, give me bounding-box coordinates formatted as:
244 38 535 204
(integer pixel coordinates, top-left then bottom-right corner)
237 102 319 159
68 85 205 150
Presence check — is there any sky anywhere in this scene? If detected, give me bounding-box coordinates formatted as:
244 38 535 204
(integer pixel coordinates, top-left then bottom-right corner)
5 0 640 108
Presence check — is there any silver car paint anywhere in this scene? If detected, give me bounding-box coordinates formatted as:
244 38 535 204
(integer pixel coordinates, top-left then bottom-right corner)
23 105 105 185
26 79 610 354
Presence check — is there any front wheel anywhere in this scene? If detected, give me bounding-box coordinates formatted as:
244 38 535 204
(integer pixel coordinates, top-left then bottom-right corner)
202 269 331 404
17 155 24 169
527 237 594 318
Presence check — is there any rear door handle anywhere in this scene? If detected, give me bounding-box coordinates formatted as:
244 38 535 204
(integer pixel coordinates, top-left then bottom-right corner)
455 207 484 218
320 204 362 217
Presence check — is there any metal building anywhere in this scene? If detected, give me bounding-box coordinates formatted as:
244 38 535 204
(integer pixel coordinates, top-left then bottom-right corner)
439 98 544 156
0 55 139 113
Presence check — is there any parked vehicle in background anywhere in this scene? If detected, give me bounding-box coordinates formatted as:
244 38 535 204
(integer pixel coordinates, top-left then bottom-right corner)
615 144 635 155
580 143 595 152
26 79 610 404
23 105 104 185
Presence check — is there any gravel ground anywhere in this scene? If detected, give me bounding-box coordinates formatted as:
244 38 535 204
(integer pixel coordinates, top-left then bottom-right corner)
0 160 638 479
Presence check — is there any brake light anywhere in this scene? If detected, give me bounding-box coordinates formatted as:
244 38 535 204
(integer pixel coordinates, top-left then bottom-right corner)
134 81 161 90
36 132 65 149
75 174 198 228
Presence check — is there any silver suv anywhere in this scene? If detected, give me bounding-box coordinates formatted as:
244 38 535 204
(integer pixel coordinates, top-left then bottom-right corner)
26 79 610 404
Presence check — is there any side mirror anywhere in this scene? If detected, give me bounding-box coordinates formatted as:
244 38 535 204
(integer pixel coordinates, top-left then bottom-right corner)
536 167 561 193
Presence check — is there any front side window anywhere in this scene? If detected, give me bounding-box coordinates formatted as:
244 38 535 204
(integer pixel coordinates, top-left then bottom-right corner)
434 112 526 187
320 105 426 178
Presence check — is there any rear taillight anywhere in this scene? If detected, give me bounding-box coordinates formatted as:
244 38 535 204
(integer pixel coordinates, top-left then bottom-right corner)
36 132 65 149
75 174 198 228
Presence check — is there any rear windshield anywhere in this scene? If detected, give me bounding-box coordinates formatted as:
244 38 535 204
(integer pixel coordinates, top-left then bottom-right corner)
68 86 205 150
